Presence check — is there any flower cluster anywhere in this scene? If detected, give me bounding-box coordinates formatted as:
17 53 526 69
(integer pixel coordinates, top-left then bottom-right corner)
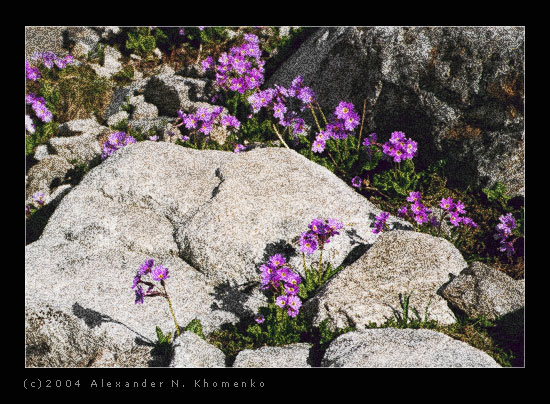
372 211 390 234
203 33 264 94
101 131 136 159
25 60 41 81
177 106 240 137
398 191 435 226
132 258 170 304
398 191 478 229
31 51 74 70
312 101 361 153
248 76 313 134
26 191 46 215
494 213 517 256
259 254 302 318
439 197 478 228
26 93 53 123
382 131 417 163
299 218 343 255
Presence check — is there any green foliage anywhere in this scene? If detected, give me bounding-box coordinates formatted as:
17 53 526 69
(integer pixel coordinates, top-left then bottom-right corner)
126 27 157 57
155 325 172 344
298 261 342 301
183 318 206 340
372 159 423 199
53 64 112 122
25 121 57 156
111 64 134 86
185 26 229 46
482 182 511 209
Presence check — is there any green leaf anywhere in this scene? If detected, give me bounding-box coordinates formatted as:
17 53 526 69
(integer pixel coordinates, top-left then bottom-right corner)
184 318 206 340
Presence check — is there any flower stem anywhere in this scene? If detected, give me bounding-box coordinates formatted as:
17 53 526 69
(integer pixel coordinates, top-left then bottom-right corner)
309 105 323 133
162 281 180 337
272 123 290 149
314 101 328 126
318 246 324 284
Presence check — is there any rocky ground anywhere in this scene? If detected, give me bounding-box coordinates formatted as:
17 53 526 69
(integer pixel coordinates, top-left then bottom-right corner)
25 26 525 368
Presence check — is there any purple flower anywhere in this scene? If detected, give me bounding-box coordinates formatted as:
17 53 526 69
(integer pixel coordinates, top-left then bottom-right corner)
221 115 241 129
179 28 185 35
286 272 302 287
335 101 355 120
255 315 265 324
201 56 214 71
101 132 136 159
372 211 390 234
407 191 422 203
326 218 344 232
440 197 454 212
32 191 46 206
198 26 205 31
449 212 462 227
132 274 141 290
269 254 286 267
138 259 155 276
312 139 326 153
397 205 408 217
234 144 246 153
180 135 190 142
275 295 288 308
148 135 159 141
151 265 170 282
499 241 515 256
135 286 145 304
273 267 292 283
455 200 466 214
299 232 318 255
351 176 362 188
297 87 316 105
25 60 41 81
286 295 302 315
461 217 478 228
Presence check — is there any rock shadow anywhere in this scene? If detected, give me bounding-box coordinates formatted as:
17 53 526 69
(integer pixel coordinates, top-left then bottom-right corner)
209 281 259 319
71 302 173 367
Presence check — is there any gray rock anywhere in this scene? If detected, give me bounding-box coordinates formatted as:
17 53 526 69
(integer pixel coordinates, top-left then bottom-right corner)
90 45 122 78
66 27 101 58
57 118 104 137
34 144 50 161
143 74 210 116
49 133 102 165
233 343 312 368
440 261 525 319
47 184 73 207
104 78 152 121
177 146 412 286
25 26 67 61
303 230 467 330
268 27 525 197
107 111 130 127
128 117 173 135
322 328 500 367
170 332 226 368
26 155 73 204
129 95 159 120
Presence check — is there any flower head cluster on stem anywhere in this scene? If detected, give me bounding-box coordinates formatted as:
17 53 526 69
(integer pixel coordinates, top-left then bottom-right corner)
202 33 264 94
260 254 303 318
494 213 517 256
101 131 136 159
132 258 180 336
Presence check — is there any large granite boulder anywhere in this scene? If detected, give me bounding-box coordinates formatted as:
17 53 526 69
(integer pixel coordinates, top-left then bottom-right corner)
267 26 524 197
440 261 525 319
322 328 500 367
303 230 468 330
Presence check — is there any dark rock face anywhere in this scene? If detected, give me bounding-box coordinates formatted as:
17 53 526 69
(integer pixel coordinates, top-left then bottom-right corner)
268 27 524 197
